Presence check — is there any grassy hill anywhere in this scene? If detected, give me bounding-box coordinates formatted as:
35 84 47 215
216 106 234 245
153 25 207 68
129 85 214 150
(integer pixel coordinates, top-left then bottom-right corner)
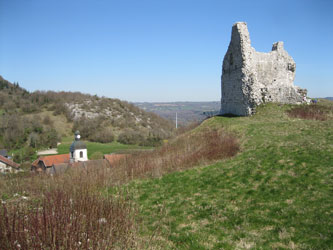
117 101 333 249
1 101 332 248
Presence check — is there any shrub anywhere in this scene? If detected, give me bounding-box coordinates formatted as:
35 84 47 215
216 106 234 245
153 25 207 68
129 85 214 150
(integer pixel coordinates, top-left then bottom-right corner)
72 116 100 139
176 121 201 136
0 188 136 249
0 114 59 153
0 114 25 149
42 128 58 148
21 102 40 113
90 151 104 160
42 115 53 125
13 146 36 163
52 103 68 116
89 128 115 143
28 132 40 148
287 104 331 121
117 130 145 145
113 129 239 181
139 135 163 147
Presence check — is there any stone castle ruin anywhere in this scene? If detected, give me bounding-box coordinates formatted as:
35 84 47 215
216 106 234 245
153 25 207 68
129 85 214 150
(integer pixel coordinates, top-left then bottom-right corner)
221 22 307 116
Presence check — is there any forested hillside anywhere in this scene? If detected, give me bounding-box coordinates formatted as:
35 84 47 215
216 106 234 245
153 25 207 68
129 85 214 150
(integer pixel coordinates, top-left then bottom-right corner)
0 76 174 161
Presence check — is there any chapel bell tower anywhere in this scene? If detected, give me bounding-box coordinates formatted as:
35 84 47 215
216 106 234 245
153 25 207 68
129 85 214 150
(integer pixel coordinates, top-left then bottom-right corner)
70 131 88 163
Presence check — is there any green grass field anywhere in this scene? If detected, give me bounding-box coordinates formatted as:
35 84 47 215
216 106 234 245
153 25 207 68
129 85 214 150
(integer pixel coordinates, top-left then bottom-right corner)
113 102 333 249
58 138 151 158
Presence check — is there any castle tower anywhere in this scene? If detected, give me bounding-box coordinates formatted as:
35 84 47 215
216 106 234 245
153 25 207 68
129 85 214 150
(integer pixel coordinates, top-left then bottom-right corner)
221 22 306 116
70 131 88 163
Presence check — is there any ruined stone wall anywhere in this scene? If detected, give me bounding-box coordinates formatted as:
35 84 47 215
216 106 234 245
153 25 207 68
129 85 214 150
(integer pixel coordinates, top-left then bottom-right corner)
221 22 307 116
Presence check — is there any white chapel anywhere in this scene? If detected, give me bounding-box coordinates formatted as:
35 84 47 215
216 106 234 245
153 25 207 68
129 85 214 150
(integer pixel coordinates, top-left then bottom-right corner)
70 131 88 163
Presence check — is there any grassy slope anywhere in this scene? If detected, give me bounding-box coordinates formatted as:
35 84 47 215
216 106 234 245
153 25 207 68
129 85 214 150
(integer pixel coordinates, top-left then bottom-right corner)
122 103 333 249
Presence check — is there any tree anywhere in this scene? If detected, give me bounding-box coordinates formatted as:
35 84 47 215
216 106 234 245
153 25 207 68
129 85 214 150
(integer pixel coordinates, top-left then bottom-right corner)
117 130 145 145
90 151 103 160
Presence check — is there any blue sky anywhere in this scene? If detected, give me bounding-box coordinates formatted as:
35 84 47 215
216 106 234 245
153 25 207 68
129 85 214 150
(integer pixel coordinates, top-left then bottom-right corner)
0 0 332 102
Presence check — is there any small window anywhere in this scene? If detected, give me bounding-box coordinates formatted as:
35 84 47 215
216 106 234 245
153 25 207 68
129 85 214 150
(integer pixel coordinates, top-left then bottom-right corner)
80 151 83 158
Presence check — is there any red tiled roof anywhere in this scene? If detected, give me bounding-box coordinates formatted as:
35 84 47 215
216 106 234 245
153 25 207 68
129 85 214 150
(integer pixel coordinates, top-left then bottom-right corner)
104 154 127 165
31 158 39 167
0 155 20 168
72 159 110 169
33 154 70 167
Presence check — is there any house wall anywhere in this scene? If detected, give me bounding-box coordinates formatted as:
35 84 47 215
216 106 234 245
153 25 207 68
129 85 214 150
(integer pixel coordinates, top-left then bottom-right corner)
72 149 88 162
38 161 46 170
0 161 14 173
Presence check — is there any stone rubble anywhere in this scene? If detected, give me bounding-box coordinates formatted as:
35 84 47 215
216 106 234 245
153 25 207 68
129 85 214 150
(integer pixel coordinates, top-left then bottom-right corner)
221 22 308 116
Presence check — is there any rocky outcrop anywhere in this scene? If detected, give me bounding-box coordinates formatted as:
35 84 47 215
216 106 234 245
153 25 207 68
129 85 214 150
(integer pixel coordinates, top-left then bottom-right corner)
221 22 307 116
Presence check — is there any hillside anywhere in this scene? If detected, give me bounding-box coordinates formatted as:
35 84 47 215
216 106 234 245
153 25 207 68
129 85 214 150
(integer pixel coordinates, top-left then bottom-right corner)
0 76 173 161
122 101 333 248
0 101 332 248
134 101 220 126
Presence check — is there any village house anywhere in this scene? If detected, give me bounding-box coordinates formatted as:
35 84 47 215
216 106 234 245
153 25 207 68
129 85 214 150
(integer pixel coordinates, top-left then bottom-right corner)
49 159 111 175
32 131 88 172
31 154 70 172
104 154 127 166
31 131 119 174
0 155 20 173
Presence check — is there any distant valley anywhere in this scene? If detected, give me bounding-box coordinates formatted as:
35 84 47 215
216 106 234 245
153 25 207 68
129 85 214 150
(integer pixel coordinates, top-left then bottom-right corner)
134 101 220 126
135 98 333 126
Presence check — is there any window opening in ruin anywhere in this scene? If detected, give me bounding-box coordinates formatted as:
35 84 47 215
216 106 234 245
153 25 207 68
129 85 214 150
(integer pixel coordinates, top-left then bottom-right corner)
80 151 83 158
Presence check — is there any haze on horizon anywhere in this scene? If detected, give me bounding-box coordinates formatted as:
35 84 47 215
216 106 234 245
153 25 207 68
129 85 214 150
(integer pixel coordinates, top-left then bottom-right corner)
1 0 332 102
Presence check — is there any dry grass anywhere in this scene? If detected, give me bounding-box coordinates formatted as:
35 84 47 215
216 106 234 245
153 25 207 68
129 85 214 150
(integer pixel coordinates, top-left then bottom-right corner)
0 167 137 249
0 190 134 249
287 104 331 121
112 129 239 182
0 128 239 249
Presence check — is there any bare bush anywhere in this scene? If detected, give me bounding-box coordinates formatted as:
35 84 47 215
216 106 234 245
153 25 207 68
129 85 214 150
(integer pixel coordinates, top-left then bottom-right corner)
117 130 145 145
175 121 201 136
0 167 137 249
90 128 115 143
90 151 104 160
139 135 163 147
287 104 331 121
42 115 53 125
113 129 239 182
0 190 135 249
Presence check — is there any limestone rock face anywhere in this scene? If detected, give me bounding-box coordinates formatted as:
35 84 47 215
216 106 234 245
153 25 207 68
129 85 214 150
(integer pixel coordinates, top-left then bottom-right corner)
221 22 307 116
